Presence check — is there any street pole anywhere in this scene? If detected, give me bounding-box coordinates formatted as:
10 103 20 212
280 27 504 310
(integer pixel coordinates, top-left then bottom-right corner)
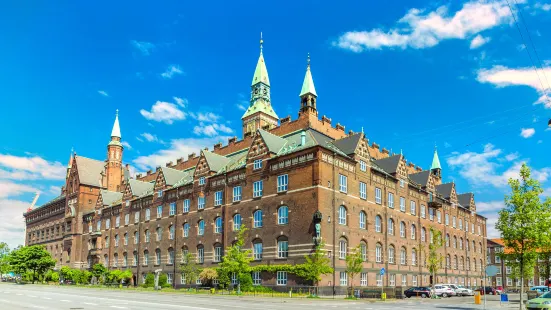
483 273 486 309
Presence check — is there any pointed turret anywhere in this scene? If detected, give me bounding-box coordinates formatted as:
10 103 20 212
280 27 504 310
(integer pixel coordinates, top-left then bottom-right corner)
66 148 74 179
299 53 318 116
251 35 270 87
106 110 124 192
111 109 121 138
430 147 442 178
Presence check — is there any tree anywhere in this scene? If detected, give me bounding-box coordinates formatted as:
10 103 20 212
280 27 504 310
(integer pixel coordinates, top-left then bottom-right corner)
218 225 253 293
199 268 218 287
7 245 55 283
426 227 444 298
92 263 107 283
295 242 333 288
496 163 551 309
180 252 201 286
0 242 10 281
345 245 363 298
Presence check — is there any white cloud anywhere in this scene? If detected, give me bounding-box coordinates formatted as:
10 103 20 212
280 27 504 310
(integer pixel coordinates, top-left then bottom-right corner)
98 90 109 97
534 2 551 11
173 97 187 107
140 133 159 142
470 34 491 49
131 40 155 56
236 104 247 111
161 65 183 79
193 123 233 137
0 154 66 181
477 200 505 213
0 199 34 248
121 141 132 150
140 100 186 124
535 94 551 108
48 185 60 196
480 211 501 238
0 180 37 198
190 112 220 123
333 0 521 52
504 152 519 161
520 127 536 138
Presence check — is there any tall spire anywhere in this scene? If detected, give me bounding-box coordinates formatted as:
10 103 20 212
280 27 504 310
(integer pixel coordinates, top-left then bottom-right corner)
111 109 121 138
431 146 442 172
299 53 318 115
251 32 270 87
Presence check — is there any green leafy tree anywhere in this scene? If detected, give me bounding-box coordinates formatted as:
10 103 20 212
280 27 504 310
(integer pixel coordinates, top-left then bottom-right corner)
180 252 201 286
218 225 253 293
496 163 551 309
199 268 218 287
51 272 59 283
7 245 56 283
143 273 155 288
92 263 107 283
0 242 11 281
159 273 170 288
294 242 333 287
345 245 364 297
426 227 444 298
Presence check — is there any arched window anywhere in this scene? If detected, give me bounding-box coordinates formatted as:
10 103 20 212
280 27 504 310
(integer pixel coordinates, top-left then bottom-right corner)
387 218 394 235
446 254 450 268
473 258 477 271
143 250 149 265
400 247 407 265
460 256 465 270
114 234 119 247
359 211 367 229
233 214 241 231
445 234 450 247
400 221 406 238
253 239 263 260
145 230 150 243
375 215 382 233
213 244 222 262
198 220 205 235
466 239 470 251
168 248 175 264
388 245 395 264
183 223 190 237
155 249 161 265
412 249 417 266
375 243 383 263
133 251 138 266
277 236 289 258
169 225 175 240
453 236 457 248
113 253 118 267
214 217 223 234
124 233 128 245
338 206 347 225
430 230 434 244
479 242 483 253
181 246 189 263
472 240 476 252
459 237 463 250
360 241 367 262
421 227 426 242
410 224 416 240
197 245 204 263
339 238 348 259
134 231 139 244
454 255 458 270
253 210 263 228
466 257 471 271
156 227 162 241
278 206 289 225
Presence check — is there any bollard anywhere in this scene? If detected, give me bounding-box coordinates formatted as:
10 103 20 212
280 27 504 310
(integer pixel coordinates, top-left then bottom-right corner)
381 292 387 301
474 292 481 304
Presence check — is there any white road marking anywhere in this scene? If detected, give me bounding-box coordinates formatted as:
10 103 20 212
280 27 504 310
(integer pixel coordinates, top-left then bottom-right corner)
110 306 128 309
43 297 51 300
28 295 37 297
83 302 97 305
60 299 71 302
16 293 23 296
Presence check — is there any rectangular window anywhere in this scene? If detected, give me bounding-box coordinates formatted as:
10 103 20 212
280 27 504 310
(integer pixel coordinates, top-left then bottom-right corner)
359 182 367 200
376 274 383 287
253 271 261 286
231 273 238 285
359 160 367 172
124 214 129 225
400 197 406 212
199 177 205 185
445 214 449 225
389 274 395 287
167 273 173 285
386 192 394 208
183 199 190 213
375 187 382 204
472 223 475 233
276 271 287 286
96 220 101 231
134 212 139 223
253 243 263 260
198 197 205 210
360 273 368 286
340 272 348 286
157 205 162 218
410 201 416 215
459 219 463 230
198 248 204 263
429 208 434 220
277 174 288 192
214 191 223 206
115 216 120 227
400 179 405 188
496 255 501 263
437 211 442 223
278 240 289 258
169 202 176 216
253 159 262 170
452 216 456 228
214 247 222 262
496 277 502 286
106 219 110 229
232 186 242 202
420 205 426 218
478 225 481 235
339 174 347 193
157 190 163 198
253 180 263 198
402 274 407 286
412 275 418 286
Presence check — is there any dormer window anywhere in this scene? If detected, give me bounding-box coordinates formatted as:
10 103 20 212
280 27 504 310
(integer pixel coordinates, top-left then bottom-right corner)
199 177 205 186
125 200 130 207
253 159 262 170
157 190 163 197
359 160 367 172
400 179 405 188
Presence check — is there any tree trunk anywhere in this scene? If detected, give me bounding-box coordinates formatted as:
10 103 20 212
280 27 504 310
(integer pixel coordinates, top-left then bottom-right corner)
520 264 524 309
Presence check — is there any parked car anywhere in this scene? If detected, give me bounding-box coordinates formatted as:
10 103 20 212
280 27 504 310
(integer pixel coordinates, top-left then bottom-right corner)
495 286 504 295
404 287 432 298
433 285 457 297
526 291 551 309
530 286 550 296
436 284 474 296
476 286 497 295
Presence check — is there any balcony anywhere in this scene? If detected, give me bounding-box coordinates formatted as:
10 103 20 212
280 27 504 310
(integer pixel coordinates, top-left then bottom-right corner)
89 247 102 256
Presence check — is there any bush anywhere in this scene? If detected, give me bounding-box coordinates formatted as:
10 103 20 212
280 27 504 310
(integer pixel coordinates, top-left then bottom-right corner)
199 268 218 287
159 273 171 288
143 273 154 288
239 273 253 292
51 272 59 283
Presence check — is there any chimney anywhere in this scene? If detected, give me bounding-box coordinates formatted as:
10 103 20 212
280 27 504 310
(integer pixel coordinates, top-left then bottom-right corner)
322 115 332 125
280 116 291 124
188 153 196 160
176 158 183 164
214 142 222 150
382 148 389 155
335 123 345 132
301 131 306 146
228 136 237 144
166 161 173 167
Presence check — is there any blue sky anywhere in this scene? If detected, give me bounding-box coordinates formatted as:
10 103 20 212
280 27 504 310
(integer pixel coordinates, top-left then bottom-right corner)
1 0 550 248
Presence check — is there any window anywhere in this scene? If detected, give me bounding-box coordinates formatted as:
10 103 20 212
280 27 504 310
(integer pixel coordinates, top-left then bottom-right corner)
198 197 205 210
339 174 347 193
360 273 368 286
412 249 417 266
233 186 242 202
278 238 289 258
359 211 366 229
231 273 238 285
388 192 394 208
437 211 442 223
339 239 347 259
412 275 418 286
360 160 367 171
277 174 288 192
124 233 128 245
106 219 110 229
167 273 173 284
198 220 205 236
410 201 416 215
429 208 434 220
233 214 241 231
360 242 367 261
253 241 263 260
389 274 396 286
400 179 405 188
197 246 204 263
113 254 118 267
453 236 457 248
155 249 161 265
157 190 163 198
145 230 150 243
169 202 176 216
134 231 138 244
276 271 287 286
375 188 382 204
459 219 463 230
278 206 289 225
400 247 406 265
400 221 406 238
421 227 426 242
183 199 190 213
340 272 348 286
134 212 140 223
410 224 416 240
214 191 223 206
253 210 263 228
445 214 449 225
115 216 120 227
400 197 406 212
338 206 347 225
452 216 456 228
387 219 394 235
145 208 151 221
445 234 450 247
388 245 395 264
114 234 119 247
496 255 501 263
459 237 463 249
124 214 129 225
105 237 110 248
157 205 163 218
401 275 407 286
97 220 101 231
253 181 263 197
199 177 205 185
214 245 222 262
215 217 223 234
376 274 383 287
375 215 382 233
156 227 162 241
376 243 382 263
253 159 262 170
168 248 175 264
183 223 189 237
143 251 149 265
252 271 261 286
169 225 175 240
420 205 426 218
133 251 138 266
359 182 367 199
465 221 469 232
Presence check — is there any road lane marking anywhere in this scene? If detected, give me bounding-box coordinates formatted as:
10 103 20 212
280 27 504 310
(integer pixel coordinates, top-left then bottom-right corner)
28 295 37 297
16 293 23 296
60 299 71 302
83 302 97 305
43 297 51 300
110 306 128 309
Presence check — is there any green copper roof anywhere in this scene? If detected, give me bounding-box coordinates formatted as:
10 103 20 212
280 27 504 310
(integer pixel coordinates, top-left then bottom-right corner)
203 150 231 173
258 129 287 153
111 110 121 138
299 62 317 97
252 52 270 86
241 99 279 119
431 149 442 170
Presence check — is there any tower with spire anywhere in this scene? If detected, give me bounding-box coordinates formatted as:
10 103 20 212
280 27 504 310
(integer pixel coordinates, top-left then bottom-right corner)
430 146 442 179
242 33 279 137
299 53 318 116
104 110 124 191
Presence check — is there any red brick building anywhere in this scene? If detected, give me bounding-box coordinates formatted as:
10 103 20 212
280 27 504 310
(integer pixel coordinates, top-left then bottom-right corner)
24 40 487 290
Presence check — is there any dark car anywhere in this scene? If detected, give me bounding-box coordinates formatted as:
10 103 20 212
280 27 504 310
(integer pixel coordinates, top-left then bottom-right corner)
404 287 432 298
476 286 496 295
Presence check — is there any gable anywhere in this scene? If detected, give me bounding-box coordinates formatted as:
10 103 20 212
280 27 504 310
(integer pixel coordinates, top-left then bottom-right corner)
427 174 436 192
397 158 407 179
194 153 210 177
355 137 370 160
154 170 166 191
247 132 268 160
123 181 133 200
450 185 457 203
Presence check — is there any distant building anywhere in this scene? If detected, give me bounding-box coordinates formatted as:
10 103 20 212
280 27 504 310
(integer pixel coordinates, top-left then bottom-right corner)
24 37 487 290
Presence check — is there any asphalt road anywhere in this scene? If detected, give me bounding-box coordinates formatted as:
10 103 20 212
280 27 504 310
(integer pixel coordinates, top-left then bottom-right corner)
0 283 520 310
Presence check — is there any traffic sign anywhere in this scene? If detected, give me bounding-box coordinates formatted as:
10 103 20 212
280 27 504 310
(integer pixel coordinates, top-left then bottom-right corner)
485 265 498 277
380 268 385 275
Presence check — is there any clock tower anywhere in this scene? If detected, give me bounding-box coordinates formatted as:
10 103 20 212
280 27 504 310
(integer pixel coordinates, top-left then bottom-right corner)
241 33 279 137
